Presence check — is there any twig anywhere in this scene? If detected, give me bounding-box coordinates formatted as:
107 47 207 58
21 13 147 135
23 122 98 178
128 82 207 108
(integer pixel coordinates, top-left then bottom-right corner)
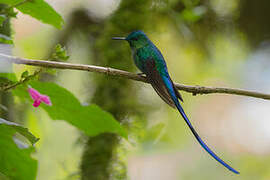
1 53 270 100
1 69 42 91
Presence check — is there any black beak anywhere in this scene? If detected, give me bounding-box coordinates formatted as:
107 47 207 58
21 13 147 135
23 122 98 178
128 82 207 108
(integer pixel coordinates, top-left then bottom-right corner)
112 37 126 40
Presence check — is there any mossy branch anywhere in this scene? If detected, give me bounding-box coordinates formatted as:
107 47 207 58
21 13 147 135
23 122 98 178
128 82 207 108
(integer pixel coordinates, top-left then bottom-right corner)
1 53 270 100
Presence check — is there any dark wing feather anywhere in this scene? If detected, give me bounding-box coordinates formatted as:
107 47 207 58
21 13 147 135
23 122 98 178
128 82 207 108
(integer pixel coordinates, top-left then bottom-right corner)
144 59 177 108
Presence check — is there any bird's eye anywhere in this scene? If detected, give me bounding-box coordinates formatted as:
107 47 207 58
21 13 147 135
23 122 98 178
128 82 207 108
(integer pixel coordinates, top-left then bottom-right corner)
133 37 138 41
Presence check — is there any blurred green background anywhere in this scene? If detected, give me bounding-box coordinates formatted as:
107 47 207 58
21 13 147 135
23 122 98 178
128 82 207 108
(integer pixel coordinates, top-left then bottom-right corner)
7 0 270 179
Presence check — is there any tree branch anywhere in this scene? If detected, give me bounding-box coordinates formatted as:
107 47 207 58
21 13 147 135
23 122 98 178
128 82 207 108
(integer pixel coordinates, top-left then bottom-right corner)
1 53 270 100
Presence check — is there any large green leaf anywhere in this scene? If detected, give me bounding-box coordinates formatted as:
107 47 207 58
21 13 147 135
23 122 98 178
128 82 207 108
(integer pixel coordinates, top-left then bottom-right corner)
0 118 39 145
13 81 127 138
0 0 64 29
0 118 37 180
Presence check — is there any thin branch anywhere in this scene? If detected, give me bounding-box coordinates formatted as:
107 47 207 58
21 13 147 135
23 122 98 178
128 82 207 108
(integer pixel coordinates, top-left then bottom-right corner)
1 53 270 100
1 69 42 91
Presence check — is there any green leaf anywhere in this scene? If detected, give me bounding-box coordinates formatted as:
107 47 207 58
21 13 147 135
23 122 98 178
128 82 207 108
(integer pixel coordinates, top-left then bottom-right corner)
0 73 17 82
13 81 127 138
0 118 39 145
0 73 17 87
50 44 69 61
0 34 13 44
0 0 64 29
5 7 18 18
21 70 29 79
0 15 6 26
0 118 37 180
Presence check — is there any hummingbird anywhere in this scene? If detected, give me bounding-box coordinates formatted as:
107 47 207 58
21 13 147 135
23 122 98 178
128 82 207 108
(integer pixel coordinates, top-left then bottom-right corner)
112 30 239 174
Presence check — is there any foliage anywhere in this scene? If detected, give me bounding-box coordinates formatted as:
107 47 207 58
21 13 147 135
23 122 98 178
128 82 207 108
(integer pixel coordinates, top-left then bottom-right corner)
50 44 69 61
13 81 127 138
0 1 128 179
0 33 12 43
0 118 38 180
0 14 6 25
0 0 64 29
0 69 127 179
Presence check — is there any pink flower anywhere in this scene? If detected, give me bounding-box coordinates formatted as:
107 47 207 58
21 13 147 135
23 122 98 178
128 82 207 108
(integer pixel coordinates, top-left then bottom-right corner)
28 88 52 108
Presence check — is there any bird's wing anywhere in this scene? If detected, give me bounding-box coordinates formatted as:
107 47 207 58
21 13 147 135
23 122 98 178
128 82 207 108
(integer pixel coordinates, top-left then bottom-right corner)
144 59 177 108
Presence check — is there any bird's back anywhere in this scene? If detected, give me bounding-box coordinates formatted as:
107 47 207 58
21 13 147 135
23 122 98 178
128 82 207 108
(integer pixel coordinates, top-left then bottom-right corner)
134 42 168 76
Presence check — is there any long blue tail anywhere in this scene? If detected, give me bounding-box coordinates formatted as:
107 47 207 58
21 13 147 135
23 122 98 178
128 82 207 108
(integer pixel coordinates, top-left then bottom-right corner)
175 101 239 174
163 78 239 174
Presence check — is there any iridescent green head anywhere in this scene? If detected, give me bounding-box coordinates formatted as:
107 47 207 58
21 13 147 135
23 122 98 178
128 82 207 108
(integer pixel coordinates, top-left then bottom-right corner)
112 30 150 49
